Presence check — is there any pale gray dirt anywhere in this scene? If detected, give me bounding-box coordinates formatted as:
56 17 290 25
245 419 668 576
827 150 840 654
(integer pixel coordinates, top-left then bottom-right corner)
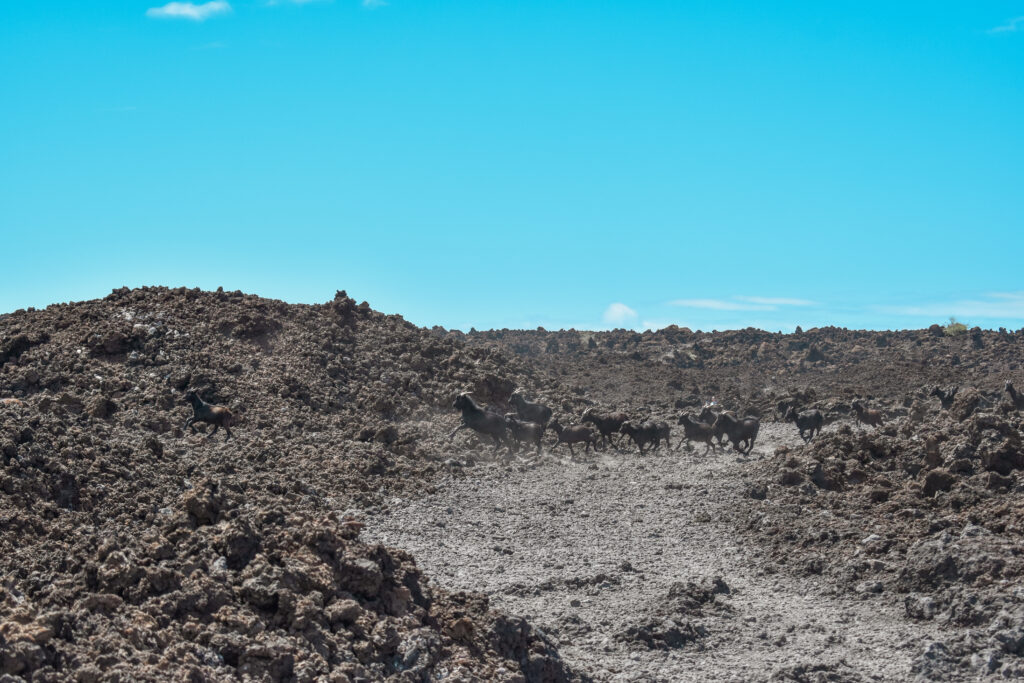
364 422 963 682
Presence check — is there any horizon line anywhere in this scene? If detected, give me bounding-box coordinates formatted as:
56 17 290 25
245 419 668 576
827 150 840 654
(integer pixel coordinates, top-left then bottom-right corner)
2 285 1023 336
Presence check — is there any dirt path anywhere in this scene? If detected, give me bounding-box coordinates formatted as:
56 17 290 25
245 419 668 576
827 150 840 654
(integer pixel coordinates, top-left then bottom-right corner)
364 424 954 681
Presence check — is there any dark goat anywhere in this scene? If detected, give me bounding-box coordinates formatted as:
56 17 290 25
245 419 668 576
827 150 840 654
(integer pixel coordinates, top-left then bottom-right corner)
505 416 545 455
851 400 884 428
184 391 235 441
783 406 823 443
619 420 660 455
713 413 759 454
929 386 959 410
677 413 717 454
653 421 672 450
1005 381 1024 411
581 408 630 448
699 405 732 447
548 419 600 456
510 391 553 429
450 393 509 451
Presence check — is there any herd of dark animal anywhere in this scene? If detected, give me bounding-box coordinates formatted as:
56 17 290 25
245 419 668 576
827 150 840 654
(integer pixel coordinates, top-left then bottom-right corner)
449 390 766 457
45 379 1011 448
445 381 1024 458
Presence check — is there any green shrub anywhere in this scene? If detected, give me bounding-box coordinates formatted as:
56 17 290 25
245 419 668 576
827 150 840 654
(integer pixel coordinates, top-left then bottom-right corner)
944 317 968 336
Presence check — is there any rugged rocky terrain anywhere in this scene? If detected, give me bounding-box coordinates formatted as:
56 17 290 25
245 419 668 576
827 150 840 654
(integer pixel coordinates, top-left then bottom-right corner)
747 407 1024 679
0 288 575 681
465 324 1023 419
2 287 1023 681
363 423 949 682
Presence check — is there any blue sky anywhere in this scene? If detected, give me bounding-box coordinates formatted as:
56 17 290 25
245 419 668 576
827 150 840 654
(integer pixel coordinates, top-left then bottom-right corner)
2 2 1023 332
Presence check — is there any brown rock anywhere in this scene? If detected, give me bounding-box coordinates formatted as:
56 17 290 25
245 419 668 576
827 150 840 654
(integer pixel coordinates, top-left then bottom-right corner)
922 469 955 497
85 396 117 419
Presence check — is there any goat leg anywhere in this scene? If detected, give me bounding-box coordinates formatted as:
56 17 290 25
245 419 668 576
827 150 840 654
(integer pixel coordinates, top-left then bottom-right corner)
448 424 468 441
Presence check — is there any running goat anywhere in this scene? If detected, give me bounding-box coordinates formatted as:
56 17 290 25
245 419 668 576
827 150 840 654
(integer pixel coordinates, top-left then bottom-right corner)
619 420 661 455
505 415 545 455
549 419 601 457
677 413 718 454
851 400 884 428
450 393 509 452
510 390 553 429
581 408 630 448
699 403 732 448
783 406 823 443
653 421 673 451
929 386 959 411
712 412 760 455
183 390 236 441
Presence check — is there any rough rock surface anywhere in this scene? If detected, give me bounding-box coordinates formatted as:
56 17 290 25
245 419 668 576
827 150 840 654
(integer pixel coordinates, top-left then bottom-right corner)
3 287 1024 680
364 424 951 682
0 288 577 681
746 412 1024 680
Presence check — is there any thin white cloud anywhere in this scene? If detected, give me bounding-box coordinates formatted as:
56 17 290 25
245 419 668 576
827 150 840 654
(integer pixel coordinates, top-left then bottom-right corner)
735 296 815 307
266 0 333 5
668 298 774 311
363 0 388 7
602 302 638 326
989 17 1024 33
146 1 232 21
669 296 816 311
876 292 1024 320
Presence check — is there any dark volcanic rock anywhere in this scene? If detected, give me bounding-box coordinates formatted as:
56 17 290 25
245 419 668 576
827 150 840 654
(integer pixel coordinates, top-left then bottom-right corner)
0 287 581 682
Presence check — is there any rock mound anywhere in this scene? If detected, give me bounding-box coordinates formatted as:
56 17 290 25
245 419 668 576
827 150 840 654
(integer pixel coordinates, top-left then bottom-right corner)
0 287 579 681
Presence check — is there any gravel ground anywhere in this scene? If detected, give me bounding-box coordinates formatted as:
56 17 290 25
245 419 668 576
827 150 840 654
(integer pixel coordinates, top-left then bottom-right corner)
365 423 964 682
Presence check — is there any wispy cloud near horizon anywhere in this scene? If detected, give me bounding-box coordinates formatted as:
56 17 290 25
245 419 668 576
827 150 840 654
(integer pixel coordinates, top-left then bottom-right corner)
669 298 773 311
146 1 232 21
266 0 334 6
876 292 1024 320
989 17 1024 34
735 296 815 307
668 296 814 312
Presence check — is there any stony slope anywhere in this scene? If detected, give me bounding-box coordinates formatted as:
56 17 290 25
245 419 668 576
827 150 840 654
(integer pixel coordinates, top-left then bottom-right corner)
362 424 949 682
0 287 577 682
3 287 1024 681
466 324 1024 418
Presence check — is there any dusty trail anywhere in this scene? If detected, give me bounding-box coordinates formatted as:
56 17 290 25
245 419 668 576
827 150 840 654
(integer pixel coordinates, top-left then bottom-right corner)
365 424 956 682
